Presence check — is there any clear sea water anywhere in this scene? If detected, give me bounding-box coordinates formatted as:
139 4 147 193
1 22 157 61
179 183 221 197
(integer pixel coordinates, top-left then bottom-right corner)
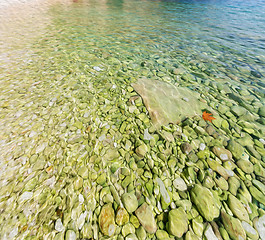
1 0 265 89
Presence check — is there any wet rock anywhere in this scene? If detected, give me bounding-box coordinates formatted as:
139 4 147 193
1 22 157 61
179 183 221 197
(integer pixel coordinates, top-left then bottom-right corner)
18 191 33 204
204 224 219 240
185 230 201 240
242 221 259 240
135 203 157 234
103 148 120 161
132 78 206 128
254 214 265 240
221 210 246 240
65 230 76 240
252 179 265 195
227 140 244 160
258 106 265 117
181 142 193 155
236 159 253 173
55 219 64 232
135 144 148 158
125 233 138 240
156 177 171 209
212 146 232 161
227 194 249 222
173 177 187 191
78 166 89 179
99 203 116 237
135 226 146 240
231 105 247 117
156 229 170 240
249 186 265 205
122 223 135 237
228 177 241 195
190 184 220 221
121 192 138 213
116 207 129 226
168 207 188 238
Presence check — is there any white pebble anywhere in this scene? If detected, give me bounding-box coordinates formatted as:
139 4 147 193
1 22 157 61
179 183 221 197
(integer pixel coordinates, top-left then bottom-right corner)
220 153 228 160
55 219 64 232
199 143 206 151
79 194 84 204
19 191 33 202
77 211 87 230
93 66 102 71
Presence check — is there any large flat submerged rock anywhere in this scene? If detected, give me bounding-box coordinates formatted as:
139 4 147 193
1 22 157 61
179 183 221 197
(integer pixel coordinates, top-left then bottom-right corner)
132 78 206 128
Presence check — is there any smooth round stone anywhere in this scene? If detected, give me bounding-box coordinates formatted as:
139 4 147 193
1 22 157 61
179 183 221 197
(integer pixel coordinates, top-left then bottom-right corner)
122 223 135 237
55 219 64 232
236 159 254 173
227 140 244 160
242 221 259 240
121 192 138 213
156 229 169 240
125 233 138 240
65 230 76 240
173 178 187 191
231 105 247 117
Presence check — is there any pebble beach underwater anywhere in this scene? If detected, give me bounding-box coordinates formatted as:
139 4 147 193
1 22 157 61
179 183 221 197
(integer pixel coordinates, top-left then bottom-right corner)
0 0 265 239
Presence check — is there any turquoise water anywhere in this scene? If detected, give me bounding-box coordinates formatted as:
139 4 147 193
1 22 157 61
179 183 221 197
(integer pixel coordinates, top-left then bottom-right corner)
47 0 265 86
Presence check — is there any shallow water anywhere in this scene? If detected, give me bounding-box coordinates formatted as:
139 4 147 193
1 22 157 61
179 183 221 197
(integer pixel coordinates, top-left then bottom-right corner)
1 0 265 239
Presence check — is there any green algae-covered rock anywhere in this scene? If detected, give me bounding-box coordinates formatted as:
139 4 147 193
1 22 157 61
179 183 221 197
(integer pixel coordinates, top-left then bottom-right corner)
168 207 188 238
190 184 220 221
135 203 157 234
135 226 146 240
228 177 241 196
227 194 249 222
155 229 170 240
227 140 244 160
103 148 120 161
185 230 201 240
231 105 247 117
249 186 265 205
121 192 138 213
236 159 253 173
116 207 129 226
99 203 116 237
135 144 148 158
258 106 265 117
212 146 232 161
221 210 246 240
